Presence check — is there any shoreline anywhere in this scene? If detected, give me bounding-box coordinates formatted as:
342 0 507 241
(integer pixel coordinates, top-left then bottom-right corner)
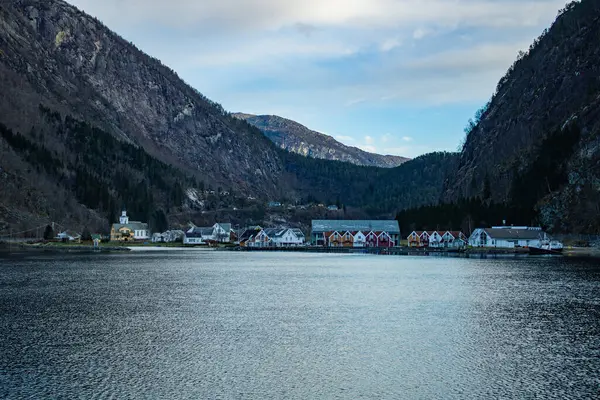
1 242 599 258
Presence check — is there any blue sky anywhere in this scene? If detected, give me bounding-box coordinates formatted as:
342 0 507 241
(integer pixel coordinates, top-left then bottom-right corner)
68 0 567 158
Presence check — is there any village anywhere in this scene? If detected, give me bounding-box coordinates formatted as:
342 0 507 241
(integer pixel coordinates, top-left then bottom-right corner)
27 209 565 255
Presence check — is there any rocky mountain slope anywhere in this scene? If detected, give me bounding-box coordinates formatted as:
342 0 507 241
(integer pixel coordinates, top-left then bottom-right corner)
0 0 451 234
442 0 600 233
233 114 409 168
0 0 282 197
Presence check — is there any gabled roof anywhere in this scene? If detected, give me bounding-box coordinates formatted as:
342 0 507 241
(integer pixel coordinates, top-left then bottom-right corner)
312 220 400 234
186 227 215 237
239 227 262 241
112 221 148 231
482 228 545 240
290 228 305 237
262 228 288 238
444 231 465 238
238 230 255 241
216 223 232 233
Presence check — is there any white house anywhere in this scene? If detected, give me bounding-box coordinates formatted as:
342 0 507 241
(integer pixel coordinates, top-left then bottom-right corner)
56 231 81 242
353 231 366 247
426 231 444 248
441 231 468 248
248 228 306 248
469 226 551 248
184 223 232 245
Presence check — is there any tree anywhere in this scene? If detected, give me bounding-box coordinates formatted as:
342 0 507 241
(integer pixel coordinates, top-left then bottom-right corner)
81 229 92 241
482 174 492 201
151 209 169 233
43 225 54 240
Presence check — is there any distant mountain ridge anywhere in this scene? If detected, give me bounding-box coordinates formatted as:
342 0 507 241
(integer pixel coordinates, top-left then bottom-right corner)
233 113 409 168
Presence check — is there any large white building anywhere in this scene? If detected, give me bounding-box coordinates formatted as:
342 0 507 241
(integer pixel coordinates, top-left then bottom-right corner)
184 223 233 245
468 226 556 248
248 228 306 248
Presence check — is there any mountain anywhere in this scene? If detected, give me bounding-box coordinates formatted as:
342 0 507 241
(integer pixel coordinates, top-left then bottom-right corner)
233 113 409 168
0 0 282 196
442 0 600 233
0 0 453 234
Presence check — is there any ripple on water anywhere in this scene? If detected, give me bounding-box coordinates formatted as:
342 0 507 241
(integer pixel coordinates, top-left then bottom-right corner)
0 252 599 399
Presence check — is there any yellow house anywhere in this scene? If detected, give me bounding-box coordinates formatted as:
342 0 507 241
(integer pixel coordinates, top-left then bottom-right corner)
110 210 150 241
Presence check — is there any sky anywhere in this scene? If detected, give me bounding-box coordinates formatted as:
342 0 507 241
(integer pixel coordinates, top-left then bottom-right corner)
67 0 567 158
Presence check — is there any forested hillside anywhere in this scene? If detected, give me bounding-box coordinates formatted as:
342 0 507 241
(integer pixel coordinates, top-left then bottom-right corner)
441 0 600 233
0 0 455 234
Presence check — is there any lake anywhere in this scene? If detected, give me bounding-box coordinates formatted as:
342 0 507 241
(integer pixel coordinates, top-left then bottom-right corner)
1 251 599 399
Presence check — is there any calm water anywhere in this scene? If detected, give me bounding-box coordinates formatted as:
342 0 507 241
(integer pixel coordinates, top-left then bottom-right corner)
1 251 599 399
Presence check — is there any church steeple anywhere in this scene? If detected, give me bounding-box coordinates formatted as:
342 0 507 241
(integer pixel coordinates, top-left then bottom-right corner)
120 210 129 225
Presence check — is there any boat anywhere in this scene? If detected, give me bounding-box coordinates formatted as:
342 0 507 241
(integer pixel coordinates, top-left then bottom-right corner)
529 246 563 255
529 239 564 255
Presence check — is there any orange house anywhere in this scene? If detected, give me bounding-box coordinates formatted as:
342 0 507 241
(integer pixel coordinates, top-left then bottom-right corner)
407 231 425 247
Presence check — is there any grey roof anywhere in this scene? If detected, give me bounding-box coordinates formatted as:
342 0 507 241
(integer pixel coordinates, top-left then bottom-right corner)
290 228 305 237
239 228 260 241
483 228 546 240
217 223 232 232
112 221 148 231
263 228 288 238
186 227 215 237
311 220 400 234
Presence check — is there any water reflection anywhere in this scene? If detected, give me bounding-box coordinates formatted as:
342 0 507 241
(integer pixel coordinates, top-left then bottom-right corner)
0 252 598 399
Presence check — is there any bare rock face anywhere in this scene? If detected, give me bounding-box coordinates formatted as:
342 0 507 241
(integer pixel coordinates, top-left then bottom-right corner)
442 0 600 232
0 0 282 196
234 114 409 168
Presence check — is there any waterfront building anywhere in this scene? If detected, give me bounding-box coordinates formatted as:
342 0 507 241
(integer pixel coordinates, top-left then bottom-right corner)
468 226 559 248
183 223 233 245
441 231 468 248
56 230 81 242
426 231 444 248
238 226 262 247
311 220 400 247
407 231 424 247
110 210 150 241
247 228 306 248
408 230 467 248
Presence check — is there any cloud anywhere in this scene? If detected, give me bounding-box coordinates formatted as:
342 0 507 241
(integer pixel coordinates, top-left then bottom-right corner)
295 22 318 37
402 136 413 142
63 0 566 158
380 37 402 52
68 0 565 34
187 37 358 68
345 98 366 107
413 28 432 40
405 42 532 73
